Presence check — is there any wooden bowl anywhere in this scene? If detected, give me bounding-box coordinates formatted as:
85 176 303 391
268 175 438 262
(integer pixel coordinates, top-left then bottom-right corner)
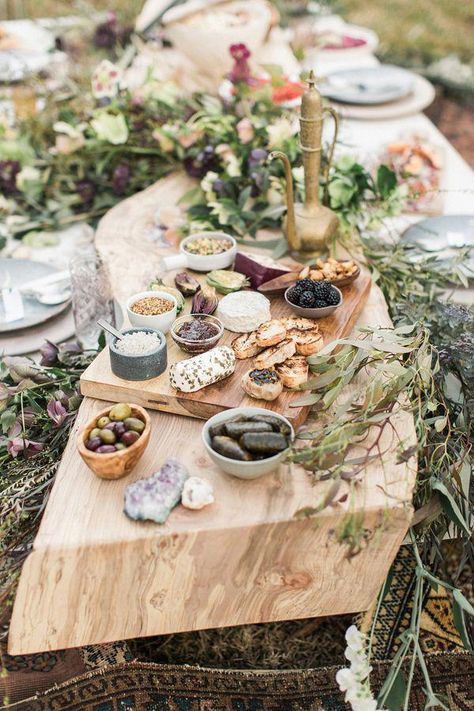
330 263 361 287
77 404 151 480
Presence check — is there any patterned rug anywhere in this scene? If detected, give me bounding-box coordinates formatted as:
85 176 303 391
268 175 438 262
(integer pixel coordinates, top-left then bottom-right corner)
7 653 474 710
0 640 132 707
2 543 472 708
359 543 469 660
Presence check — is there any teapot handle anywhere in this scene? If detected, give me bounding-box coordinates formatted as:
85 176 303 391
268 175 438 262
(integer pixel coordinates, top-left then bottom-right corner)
322 106 340 205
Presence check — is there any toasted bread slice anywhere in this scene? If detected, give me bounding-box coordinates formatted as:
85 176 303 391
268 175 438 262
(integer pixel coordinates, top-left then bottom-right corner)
287 327 324 356
232 331 262 359
254 338 296 369
279 316 315 332
275 356 309 388
241 368 283 401
255 319 287 348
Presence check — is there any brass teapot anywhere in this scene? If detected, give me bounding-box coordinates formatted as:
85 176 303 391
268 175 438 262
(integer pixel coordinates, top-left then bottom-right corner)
270 71 340 255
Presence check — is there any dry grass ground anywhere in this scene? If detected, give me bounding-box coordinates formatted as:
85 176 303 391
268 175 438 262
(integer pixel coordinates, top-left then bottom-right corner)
340 0 473 64
2 0 473 67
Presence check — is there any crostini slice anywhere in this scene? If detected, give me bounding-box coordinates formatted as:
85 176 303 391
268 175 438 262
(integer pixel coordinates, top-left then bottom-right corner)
255 319 287 348
241 368 283 401
232 331 262 359
279 316 315 331
275 356 309 388
287 327 324 356
254 338 296 369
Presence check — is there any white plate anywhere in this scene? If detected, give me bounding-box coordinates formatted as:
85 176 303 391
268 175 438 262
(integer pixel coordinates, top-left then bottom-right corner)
0 259 71 334
320 65 415 105
0 20 55 81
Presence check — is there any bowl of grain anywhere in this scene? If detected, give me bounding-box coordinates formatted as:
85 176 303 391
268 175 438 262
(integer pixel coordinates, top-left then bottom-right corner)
109 328 167 381
161 232 237 272
126 290 177 333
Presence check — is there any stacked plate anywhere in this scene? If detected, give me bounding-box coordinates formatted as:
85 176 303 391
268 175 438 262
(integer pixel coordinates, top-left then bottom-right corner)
0 258 74 356
318 65 435 120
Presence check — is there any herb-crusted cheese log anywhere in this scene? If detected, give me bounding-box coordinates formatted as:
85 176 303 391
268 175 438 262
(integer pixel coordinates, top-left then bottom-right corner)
170 346 235 392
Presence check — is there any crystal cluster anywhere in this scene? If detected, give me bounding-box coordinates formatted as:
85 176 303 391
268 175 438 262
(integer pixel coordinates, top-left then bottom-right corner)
124 458 188 523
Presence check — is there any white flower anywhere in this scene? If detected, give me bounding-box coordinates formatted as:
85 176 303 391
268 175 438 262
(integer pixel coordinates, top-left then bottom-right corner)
346 625 366 651
91 113 128 145
267 117 297 149
351 699 379 711
16 166 42 197
216 144 241 177
335 668 356 692
53 121 87 154
200 171 219 198
209 201 230 225
91 60 122 99
336 625 384 711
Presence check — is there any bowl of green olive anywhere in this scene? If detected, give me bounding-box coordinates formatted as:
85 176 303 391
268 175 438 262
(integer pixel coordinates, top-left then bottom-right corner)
77 402 151 479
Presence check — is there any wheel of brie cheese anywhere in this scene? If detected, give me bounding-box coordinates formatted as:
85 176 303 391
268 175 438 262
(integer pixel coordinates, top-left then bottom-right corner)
216 291 271 333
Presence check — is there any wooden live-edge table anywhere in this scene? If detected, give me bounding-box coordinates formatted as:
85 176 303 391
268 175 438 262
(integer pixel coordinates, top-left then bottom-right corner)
8 174 417 654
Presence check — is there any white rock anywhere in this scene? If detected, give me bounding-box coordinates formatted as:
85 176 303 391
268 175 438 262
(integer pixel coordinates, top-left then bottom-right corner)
181 477 214 510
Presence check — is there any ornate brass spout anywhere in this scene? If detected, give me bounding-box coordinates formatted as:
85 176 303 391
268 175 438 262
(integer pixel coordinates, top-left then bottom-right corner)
269 71 341 256
269 150 300 252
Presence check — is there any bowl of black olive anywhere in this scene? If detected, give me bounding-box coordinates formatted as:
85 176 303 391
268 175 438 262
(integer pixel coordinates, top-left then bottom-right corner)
202 407 294 479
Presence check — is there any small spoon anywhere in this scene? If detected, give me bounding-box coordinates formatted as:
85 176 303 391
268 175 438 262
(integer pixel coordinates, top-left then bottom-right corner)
97 319 123 341
36 288 71 306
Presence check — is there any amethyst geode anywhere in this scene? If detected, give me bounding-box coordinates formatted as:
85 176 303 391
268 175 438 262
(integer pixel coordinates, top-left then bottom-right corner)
124 458 189 523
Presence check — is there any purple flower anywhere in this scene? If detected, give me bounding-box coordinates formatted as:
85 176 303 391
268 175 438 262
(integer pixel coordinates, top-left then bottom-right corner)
0 160 20 195
228 43 253 85
47 399 67 427
40 340 59 367
76 179 96 206
93 11 131 49
112 163 131 195
184 146 217 179
7 438 43 459
248 149 268 170
212 178 225 195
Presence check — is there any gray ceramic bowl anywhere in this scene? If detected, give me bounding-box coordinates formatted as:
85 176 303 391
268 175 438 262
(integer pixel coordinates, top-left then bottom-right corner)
202 406 294 480
284 285 343 318
109 328 167 381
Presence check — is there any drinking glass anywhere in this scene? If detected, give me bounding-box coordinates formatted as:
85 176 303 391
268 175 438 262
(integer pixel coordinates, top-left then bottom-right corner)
69 252 115 349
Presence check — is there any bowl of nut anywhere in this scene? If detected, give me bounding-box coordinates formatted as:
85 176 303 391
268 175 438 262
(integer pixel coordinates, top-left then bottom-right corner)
298 258 360 287
78 402 151 480
126 290 177 333
161 232 237 272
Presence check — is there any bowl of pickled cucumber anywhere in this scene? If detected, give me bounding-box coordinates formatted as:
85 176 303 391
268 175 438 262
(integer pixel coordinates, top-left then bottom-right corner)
202 407 294 479
77 402 151 480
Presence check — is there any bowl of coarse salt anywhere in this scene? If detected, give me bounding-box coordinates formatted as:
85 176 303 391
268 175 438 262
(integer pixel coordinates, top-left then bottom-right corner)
109 328 167 381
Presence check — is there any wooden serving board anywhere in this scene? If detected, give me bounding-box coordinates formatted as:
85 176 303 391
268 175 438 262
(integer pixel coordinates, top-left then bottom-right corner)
9 176 417 655
80 274 371 428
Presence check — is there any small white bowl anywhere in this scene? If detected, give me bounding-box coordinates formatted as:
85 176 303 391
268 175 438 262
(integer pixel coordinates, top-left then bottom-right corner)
161 232 237 272
202 406 294 480
126 290 177 334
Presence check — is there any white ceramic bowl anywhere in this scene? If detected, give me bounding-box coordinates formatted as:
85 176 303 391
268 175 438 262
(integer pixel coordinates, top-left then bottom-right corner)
163 0 272 80
202 406 294 480
126 290 177 334
284 285 343 319
161 232 237 273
